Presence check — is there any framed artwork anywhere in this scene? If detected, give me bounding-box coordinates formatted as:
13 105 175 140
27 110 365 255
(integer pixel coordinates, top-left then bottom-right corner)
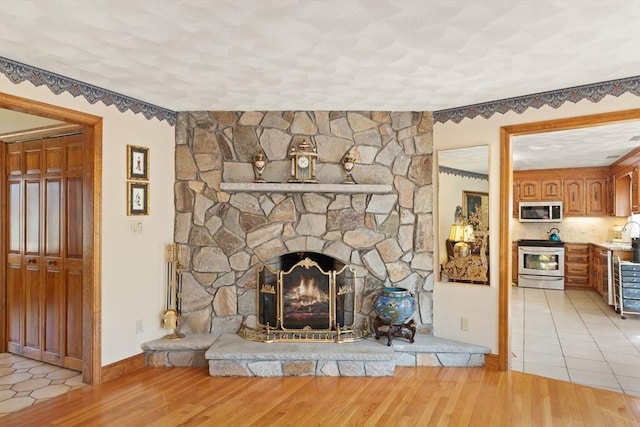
127 182 149 215
127 145 149 180
462 191 488 228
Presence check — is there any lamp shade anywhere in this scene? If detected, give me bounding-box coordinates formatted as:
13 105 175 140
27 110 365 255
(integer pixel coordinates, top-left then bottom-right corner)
463 225 475 242
449 224 465 241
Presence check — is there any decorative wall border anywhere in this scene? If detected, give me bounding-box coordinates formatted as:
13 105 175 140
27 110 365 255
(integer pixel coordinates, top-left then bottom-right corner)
0 56 176 126
438 166 488 181
434 76 640 124
2 54 636 128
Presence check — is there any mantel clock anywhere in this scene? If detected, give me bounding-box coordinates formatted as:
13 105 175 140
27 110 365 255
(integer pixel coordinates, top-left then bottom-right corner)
288 139 318 183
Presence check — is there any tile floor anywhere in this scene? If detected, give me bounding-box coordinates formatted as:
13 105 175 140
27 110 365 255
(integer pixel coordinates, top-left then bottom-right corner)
511 286 640 396
0 353 84 417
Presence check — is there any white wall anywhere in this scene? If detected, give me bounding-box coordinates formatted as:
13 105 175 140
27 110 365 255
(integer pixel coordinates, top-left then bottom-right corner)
433 92 640 352
1 77 176 365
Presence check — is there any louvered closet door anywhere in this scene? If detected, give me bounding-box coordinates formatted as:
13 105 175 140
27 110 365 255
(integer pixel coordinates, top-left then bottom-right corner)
4 134 84 370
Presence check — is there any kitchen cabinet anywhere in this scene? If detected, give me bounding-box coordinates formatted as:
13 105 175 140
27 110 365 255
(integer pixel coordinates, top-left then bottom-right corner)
564 179 585 216
610 174 631 217
541 179 562 200
591 244 607 295
586 178 608 216
519 180 540 201
633 165 640 213
565 243 590 288
513 168 610 218
512 181 520 217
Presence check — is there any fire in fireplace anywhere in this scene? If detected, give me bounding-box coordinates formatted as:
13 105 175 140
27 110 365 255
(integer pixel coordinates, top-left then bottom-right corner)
239 252 369 342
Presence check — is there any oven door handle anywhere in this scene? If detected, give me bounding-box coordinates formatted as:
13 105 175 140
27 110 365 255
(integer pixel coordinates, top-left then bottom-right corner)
518 274 564 281
519 247 563 254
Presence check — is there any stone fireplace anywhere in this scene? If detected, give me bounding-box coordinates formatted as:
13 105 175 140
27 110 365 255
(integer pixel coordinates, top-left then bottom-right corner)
174 111 434 339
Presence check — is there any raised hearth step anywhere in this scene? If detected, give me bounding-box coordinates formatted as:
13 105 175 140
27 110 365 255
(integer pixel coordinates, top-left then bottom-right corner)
142 333 219 367
206 333 395 361
206 333 395 377
391 335 491 368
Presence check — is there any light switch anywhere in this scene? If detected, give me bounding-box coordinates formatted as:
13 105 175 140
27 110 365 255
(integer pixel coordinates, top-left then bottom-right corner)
131 220 143 234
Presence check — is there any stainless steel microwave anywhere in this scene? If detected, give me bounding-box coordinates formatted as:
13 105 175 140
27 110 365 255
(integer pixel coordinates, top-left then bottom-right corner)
519 201 563 222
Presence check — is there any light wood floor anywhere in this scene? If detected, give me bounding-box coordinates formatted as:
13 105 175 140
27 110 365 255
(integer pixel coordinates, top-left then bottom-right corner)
3 366 640 426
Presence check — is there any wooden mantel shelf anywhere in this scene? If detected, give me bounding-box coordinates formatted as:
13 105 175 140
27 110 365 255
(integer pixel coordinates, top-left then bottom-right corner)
220 182 393 194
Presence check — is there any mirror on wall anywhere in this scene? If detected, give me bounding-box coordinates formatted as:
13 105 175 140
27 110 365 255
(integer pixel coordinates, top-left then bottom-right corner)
438 145 490 285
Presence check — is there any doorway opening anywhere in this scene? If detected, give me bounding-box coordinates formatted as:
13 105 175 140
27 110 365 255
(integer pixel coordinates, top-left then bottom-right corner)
0 92 102 384
499 108 640 370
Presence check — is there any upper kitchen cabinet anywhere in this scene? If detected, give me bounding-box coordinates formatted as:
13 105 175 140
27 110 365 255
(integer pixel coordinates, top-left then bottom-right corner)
518 179 540 201
585 178 608 216
632 165 640 213
514 168 609 217
541 179 562 200
609 146 640 216
564 178 585 215
516 178 562 202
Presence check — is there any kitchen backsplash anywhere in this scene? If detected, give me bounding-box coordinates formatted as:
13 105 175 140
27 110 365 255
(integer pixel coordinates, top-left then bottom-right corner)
512 217 629 244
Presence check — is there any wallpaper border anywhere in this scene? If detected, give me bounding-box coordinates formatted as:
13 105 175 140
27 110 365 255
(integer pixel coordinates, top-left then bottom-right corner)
0 56 176 126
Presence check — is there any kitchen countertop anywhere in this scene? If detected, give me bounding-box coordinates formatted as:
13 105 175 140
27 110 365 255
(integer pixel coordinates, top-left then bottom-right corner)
591 242 633 251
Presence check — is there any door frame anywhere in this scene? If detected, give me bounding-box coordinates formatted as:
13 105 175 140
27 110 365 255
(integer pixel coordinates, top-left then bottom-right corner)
498 108 640 370
0 92 102 384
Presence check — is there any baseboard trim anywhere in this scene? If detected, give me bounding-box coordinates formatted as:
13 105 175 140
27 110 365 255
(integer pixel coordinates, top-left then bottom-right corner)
483 353 500 370
101 353 145 382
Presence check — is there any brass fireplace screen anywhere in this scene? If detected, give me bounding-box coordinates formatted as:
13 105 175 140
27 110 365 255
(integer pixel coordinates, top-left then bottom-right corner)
239 254 369 342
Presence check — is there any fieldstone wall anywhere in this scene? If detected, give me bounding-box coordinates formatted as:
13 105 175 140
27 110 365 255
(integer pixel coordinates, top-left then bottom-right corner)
174 111 434 336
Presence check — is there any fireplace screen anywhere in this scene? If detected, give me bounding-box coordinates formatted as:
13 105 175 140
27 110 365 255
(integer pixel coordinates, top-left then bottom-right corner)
239 254 367 342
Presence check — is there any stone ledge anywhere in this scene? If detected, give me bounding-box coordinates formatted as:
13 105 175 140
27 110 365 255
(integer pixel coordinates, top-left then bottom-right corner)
388 335 490 368
209 359 396 377
142 333 491 373
205 334 396 361
220 182 393 194
142 333 220 368
390 335 491 354
141 333 219 351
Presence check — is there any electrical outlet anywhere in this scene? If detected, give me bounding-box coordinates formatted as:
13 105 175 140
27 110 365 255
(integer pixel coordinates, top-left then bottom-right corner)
136 319 144 334
460 317 470 332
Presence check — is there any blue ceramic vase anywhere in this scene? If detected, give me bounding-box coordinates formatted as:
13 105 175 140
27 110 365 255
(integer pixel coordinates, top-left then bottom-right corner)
373 287 416 325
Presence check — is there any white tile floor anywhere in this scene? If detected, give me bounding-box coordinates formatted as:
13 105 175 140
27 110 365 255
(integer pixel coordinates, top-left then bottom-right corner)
0 353 84 417
511 286 640 396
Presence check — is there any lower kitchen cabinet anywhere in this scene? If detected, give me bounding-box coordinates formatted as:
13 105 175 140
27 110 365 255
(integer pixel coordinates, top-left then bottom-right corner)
565 243 590 288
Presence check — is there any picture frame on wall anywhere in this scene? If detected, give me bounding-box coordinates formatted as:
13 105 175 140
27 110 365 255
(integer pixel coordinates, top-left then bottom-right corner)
127 182 149 215
127 145 149 180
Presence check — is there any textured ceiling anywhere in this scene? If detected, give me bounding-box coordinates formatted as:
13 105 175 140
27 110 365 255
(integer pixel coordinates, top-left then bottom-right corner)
0 0 638 112
439 121 640 174
1 1 639 170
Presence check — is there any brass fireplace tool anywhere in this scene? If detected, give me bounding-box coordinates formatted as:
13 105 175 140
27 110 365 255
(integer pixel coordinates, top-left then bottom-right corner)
163 244 184 340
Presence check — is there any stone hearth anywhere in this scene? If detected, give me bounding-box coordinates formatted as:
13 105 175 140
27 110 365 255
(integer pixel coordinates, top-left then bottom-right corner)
174 111 434 338
142 334 490 376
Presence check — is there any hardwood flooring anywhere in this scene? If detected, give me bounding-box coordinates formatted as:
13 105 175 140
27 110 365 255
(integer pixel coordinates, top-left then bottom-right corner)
3 366 640 426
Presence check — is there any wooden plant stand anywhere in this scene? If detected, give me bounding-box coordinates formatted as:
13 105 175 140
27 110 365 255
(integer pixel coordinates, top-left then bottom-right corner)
374 316 416 346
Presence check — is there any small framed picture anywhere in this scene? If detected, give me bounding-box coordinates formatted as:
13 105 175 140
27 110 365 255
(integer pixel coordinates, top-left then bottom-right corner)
127 182 149 215
127 145 149 180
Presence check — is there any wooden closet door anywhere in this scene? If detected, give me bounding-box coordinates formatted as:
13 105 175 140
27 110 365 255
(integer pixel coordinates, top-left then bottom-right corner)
4 135 84 370
43 139 64 365
61 135 84 371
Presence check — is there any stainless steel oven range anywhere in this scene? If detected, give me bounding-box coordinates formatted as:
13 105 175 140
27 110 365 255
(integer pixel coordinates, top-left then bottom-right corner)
518 239 565 290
